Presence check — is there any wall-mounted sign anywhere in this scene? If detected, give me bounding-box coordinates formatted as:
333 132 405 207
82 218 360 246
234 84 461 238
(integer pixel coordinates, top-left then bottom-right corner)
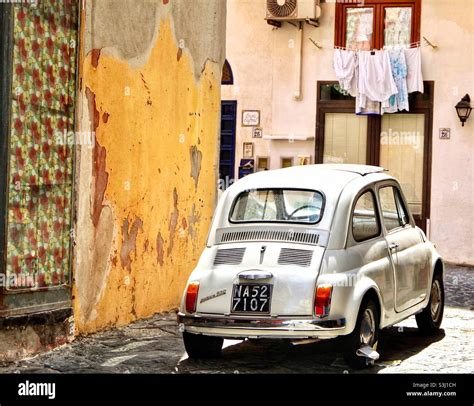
239 159 255 179
243 142 254 158
439 128 451 139
242 110 260 127
253 127 263 138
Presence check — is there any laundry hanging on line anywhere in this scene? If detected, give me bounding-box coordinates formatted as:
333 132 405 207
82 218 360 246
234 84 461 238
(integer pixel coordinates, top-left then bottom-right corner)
384 49 409 114
333 47 424 116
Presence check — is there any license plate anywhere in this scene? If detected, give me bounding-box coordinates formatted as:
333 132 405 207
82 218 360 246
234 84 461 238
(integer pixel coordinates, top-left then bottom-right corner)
231 284 272 314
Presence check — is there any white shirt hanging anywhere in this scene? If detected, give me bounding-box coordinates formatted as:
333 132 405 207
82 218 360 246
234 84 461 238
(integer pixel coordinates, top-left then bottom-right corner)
333 49 358 97
358 50 398 103
404 47 424 94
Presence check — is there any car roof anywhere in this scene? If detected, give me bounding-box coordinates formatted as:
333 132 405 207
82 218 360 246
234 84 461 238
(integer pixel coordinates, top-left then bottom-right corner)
208 165 393 247
232 164 387 192
309 164 386 176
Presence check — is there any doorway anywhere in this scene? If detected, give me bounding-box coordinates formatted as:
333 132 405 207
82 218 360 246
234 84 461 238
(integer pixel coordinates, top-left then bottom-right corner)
316 81 434 231
219 101 237 190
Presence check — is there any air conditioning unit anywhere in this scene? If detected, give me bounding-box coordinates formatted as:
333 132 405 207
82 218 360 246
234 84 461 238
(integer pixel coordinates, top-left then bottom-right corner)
266 0 321 22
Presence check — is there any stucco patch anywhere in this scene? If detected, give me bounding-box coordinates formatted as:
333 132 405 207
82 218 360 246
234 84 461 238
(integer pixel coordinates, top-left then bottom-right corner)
91 49 101 69
83 0 226 80
156 232 165 267
85 87 110 228
190 145 202 190
85 87 100 130
187 203 201 241
167 188 179 256
86 0 157 62
84 207 114 321
170 0 226 80
91 143 108 228
120 217 144 273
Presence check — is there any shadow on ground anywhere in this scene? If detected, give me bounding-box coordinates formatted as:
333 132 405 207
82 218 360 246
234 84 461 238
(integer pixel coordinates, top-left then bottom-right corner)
177 326 446 374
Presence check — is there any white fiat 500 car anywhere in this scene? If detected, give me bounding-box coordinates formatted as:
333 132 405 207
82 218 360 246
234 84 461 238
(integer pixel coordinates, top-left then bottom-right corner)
178 164 444 368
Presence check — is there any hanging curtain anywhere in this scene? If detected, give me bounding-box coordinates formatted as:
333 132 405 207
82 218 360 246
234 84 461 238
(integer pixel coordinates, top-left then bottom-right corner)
6 0 78 289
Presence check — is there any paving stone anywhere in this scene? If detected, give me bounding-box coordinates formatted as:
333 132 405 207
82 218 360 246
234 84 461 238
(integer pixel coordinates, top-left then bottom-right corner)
0 266 472 374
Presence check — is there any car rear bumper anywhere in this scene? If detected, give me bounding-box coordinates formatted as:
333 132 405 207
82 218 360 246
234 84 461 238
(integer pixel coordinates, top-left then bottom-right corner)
177 313 346 339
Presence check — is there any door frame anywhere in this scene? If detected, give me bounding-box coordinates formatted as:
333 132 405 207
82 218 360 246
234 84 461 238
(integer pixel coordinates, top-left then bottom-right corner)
0 4 13 308
315 81 434 231
219 100 238 187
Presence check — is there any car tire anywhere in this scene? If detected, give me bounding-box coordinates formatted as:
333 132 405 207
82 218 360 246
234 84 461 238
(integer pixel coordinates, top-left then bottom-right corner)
416 272 444 335
183 332 224 359
342 299 380 369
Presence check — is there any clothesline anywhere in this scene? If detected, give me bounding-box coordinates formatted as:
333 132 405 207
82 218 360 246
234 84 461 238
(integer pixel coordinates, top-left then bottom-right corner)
385 40 421 49
333 42 423 51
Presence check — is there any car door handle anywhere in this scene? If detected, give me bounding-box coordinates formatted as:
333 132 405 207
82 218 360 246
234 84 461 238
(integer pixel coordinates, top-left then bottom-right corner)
388 243 399 251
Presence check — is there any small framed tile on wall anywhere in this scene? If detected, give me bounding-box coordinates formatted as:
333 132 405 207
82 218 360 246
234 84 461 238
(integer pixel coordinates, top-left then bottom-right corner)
242 110 260 127
253 127 263 138
439 128 451 140
243 142 254 158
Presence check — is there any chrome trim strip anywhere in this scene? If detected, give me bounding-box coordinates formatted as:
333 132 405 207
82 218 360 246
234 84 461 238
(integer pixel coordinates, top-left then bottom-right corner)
238 271 273 280
177 313 345 331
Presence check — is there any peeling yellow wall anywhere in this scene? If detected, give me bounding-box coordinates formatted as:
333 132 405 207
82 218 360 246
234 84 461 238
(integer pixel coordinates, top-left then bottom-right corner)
73 11 223 334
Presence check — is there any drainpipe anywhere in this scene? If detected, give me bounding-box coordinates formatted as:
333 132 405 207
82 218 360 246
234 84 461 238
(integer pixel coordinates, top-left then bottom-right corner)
294 22 303 101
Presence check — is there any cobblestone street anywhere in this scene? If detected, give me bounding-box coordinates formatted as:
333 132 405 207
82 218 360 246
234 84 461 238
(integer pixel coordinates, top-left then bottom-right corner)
1 265 472 374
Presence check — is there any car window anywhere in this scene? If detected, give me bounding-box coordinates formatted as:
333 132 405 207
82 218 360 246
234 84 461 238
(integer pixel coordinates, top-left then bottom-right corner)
242 190 278 221
394 189 410 226
230 189 324 224
379 186 406 232
352 191 380 242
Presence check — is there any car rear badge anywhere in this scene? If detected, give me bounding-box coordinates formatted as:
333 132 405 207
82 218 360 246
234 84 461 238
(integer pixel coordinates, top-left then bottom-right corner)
199 289 226 304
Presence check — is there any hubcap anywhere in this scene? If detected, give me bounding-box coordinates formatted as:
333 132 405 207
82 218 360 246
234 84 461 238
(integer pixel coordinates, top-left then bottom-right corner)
430 279 442 322
360 308 376 346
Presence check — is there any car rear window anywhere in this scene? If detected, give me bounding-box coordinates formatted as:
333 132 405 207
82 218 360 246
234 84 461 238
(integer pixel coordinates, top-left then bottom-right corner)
230 189 324 224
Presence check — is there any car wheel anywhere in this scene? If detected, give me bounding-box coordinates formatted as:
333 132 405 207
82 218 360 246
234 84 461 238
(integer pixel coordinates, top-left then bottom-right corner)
342 299 379 369
415 272 444 334
183 332 223 359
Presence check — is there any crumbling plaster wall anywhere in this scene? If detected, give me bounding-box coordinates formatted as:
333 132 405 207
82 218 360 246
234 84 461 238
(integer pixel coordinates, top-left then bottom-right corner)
73 0 226 333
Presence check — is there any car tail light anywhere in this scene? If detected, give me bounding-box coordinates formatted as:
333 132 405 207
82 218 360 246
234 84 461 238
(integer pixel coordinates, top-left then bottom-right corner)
185 282 200 313
315 284 333 318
